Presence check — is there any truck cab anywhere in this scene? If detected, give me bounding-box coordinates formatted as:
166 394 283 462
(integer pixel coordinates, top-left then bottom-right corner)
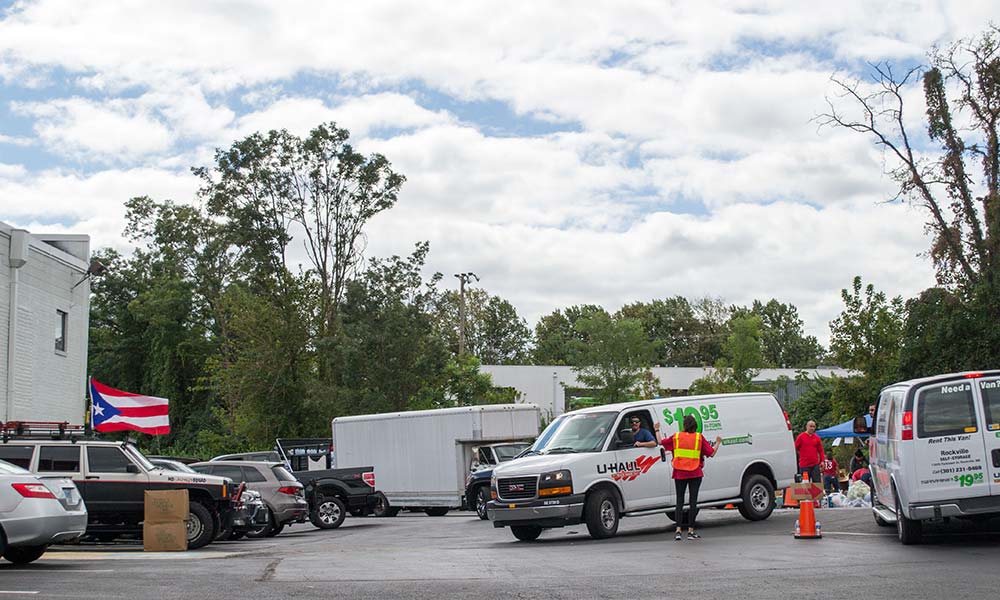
465 442 532 520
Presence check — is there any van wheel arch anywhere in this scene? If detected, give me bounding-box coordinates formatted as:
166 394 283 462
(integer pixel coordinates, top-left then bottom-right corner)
584 482 625 512
740 462 777 491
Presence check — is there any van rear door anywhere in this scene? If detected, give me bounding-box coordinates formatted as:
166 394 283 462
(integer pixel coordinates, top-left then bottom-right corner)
912 379 988 503
974 376 1000 495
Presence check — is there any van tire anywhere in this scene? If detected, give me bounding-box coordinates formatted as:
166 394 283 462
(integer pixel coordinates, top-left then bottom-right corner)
584 488 620 539
424 507 449 517
737 474 774 521
510 525 542 541
894 490 922 544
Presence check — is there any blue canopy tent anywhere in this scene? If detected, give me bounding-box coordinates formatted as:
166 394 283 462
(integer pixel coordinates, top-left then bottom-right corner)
816 414 872 439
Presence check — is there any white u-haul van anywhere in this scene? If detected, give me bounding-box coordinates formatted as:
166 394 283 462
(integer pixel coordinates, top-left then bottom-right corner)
487 393 797 541
861 370 1000 544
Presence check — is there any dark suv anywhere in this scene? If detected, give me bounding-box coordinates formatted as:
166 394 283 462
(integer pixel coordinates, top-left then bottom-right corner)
0 437 236 549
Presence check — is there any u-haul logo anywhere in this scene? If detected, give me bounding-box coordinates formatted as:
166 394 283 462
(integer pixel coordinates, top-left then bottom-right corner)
597 454 659 482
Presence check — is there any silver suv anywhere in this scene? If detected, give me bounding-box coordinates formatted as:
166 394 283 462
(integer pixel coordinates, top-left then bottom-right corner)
191 461 308 537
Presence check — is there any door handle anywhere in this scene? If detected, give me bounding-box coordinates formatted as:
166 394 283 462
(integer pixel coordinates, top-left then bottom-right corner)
85 475 99 479
991 449 1000 468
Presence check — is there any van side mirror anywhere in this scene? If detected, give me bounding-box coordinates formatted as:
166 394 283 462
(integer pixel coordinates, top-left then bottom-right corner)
618 429 635 448
853 416 871 435
126 463 140 474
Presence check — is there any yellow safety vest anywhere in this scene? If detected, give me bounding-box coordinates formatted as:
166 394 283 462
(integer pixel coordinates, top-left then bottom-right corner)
672 432 702 471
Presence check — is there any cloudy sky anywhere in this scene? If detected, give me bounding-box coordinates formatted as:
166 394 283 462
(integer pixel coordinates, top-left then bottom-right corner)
0 1 994 346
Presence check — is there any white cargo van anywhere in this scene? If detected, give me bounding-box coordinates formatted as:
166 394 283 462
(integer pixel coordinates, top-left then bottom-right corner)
861 370 1000 544
487 393 796 541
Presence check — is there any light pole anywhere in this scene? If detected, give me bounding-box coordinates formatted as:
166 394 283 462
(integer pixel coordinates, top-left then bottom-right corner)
453 272 479 356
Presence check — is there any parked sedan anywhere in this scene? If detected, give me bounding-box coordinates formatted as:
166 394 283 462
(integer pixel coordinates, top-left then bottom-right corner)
191 461 308 537
0 458 87 564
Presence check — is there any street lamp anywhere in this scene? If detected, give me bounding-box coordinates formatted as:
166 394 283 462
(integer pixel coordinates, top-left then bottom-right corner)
453 272 479 355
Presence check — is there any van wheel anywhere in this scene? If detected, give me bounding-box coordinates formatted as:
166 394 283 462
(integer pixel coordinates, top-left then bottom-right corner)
372 493 393 517
895 490 922 544
737 475 775 521
584 488 619 539
510 525 542 541
186 502 216 550
424 507 449 517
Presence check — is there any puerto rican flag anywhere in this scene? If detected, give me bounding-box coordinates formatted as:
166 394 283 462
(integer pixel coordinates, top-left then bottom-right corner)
90 378 170 435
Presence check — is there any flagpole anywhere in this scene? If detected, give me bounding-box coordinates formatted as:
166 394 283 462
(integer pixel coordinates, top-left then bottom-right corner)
84 375 92 436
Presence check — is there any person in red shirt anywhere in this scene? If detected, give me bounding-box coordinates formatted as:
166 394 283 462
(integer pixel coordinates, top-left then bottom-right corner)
794 420 825 486
821 456 839 495
658 416 722 541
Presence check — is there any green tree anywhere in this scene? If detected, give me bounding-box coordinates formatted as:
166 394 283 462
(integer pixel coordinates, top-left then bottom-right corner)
898 287 989 378
617 296 706 366
532 304 609 365
197 122 404 344
828 276 905 417
744 299 825 368
689 314 766 394
322 242 450 416
821 28 1000 373
433 288 532 364
570 314 655 404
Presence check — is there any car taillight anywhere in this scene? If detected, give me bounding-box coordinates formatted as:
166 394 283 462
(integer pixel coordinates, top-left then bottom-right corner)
902 411 913 440
783 411 792 431
362 472 375 488
277 486 301 496
12 483 56 499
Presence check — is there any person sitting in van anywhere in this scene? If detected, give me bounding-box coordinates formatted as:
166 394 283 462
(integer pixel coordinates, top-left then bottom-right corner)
629 417 658 448
794 420 825 485
658 416 722 541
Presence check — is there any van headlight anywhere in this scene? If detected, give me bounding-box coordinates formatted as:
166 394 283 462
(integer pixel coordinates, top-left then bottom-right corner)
490 474 498 499
538 469 573 497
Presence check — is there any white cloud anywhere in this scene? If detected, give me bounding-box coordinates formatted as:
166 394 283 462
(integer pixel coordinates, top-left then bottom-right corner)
12 97 174 161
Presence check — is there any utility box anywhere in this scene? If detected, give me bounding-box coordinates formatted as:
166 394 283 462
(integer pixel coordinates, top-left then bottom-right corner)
332 404 539 514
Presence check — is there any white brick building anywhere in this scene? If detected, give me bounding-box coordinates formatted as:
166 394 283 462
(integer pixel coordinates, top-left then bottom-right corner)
1 222 91 424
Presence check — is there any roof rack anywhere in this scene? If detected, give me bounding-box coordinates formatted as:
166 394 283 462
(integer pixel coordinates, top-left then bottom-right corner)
1 421 88 442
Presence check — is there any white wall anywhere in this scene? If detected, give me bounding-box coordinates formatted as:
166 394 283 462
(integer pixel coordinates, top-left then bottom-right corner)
481 365 853 420
2 223 90 424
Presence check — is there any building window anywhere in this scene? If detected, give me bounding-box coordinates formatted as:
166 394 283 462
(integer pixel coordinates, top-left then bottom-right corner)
55 310 68 353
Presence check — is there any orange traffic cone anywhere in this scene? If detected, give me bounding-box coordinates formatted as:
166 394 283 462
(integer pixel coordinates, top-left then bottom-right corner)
724 503 735 510
794 474 822 539
781 489 797 508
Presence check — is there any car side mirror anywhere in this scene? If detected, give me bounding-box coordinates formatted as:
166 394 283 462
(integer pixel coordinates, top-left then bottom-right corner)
853 416 872 435
126 463 140 474
618 429 635 448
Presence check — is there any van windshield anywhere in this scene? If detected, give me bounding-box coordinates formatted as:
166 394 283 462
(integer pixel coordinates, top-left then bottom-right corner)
528 412 617 454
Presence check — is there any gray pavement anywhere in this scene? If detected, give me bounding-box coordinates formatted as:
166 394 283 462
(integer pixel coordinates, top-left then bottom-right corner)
2 507 1000 599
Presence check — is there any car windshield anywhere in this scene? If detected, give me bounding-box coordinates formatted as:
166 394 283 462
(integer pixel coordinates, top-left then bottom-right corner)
494 444 530 462
0 458 29 474
123 444 156 472
529 412 617 454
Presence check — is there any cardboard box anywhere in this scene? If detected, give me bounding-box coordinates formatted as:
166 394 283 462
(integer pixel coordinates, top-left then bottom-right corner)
144 489 189 524
143 521 188 552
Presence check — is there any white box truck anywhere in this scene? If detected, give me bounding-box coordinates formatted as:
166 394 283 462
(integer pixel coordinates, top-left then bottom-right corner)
332 404 540 516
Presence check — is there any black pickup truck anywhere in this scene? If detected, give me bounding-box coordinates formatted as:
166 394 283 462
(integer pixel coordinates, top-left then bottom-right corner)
276 439 379 529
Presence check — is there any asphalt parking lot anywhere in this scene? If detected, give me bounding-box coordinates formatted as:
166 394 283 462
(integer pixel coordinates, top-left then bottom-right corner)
3 507 1000 599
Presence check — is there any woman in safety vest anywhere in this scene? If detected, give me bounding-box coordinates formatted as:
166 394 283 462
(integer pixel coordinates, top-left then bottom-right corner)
658 415 722 541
